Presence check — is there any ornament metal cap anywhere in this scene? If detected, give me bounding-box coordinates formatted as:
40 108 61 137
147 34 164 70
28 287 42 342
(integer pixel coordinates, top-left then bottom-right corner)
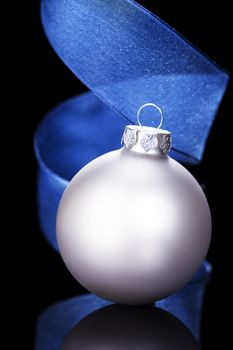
122 103 172 154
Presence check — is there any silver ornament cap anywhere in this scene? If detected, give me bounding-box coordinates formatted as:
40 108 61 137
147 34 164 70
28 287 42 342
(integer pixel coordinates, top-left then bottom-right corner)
122 103 172 155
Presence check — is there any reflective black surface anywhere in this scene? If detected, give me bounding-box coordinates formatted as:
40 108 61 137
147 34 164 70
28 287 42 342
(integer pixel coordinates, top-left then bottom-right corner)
35 293 202 350
62 304 199 350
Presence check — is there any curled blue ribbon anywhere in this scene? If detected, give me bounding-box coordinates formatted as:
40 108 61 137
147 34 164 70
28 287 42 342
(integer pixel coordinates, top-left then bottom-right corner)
41 0 229 162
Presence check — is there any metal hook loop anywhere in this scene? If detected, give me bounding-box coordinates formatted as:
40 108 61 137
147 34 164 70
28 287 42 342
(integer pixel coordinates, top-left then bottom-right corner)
137 103 164 129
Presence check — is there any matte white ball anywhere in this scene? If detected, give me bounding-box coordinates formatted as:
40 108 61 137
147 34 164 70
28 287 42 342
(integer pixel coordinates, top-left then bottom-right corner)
57 147 211 304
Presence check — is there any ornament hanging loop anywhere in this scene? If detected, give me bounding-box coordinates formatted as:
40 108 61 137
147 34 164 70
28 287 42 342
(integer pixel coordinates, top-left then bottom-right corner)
137 103 164 129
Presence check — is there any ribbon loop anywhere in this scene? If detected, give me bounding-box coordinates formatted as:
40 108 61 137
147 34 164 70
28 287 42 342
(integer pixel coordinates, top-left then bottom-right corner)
41 0 229 161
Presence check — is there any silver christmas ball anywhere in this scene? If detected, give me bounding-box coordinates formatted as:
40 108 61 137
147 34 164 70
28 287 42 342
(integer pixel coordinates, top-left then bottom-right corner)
57 125 211 304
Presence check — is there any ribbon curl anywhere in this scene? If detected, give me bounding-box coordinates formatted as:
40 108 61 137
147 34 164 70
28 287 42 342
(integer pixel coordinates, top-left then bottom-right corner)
41 0 229 162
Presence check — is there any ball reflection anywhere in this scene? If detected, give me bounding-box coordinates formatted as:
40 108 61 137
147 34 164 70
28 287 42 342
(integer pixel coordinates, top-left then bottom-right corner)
61 304 200 349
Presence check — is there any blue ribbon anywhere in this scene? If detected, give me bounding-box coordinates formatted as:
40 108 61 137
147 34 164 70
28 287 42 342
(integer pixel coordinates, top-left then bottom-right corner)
41 0 229 162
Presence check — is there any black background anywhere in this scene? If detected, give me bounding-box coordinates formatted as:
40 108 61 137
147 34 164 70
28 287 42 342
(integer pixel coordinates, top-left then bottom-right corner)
25 0 232 348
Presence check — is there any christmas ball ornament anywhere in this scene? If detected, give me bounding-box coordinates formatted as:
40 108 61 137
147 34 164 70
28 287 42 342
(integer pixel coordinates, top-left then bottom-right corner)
56 103 211 304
